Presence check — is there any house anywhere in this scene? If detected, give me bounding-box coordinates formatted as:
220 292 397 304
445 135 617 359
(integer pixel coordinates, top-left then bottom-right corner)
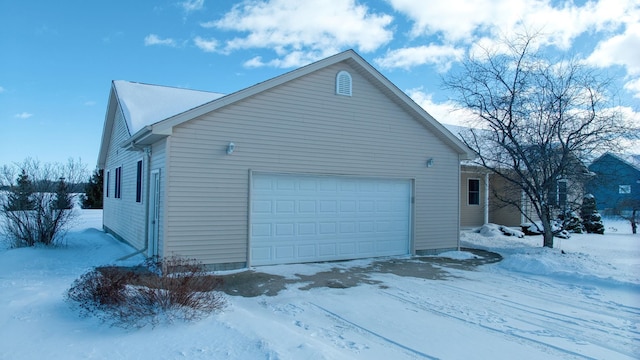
459 165 527 228
587 153 640 215
97 50 474 269
447 125 590 229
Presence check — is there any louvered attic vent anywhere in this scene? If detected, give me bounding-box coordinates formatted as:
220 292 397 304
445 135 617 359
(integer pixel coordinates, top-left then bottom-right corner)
336 70 352 96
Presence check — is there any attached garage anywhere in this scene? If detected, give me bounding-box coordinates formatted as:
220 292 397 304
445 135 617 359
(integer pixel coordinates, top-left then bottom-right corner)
99 49 474 269
250 173 412 265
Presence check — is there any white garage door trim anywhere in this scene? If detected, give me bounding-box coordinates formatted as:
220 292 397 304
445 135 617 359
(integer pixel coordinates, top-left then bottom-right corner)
249 172 412 266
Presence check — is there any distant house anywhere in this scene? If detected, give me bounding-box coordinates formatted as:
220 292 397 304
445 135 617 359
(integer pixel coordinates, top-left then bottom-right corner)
587 153 640 215
97 50 474 269
446 125 590 228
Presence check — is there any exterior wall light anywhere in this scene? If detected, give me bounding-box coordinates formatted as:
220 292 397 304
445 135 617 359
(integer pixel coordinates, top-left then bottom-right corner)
426 158 434 168
226 142 235 155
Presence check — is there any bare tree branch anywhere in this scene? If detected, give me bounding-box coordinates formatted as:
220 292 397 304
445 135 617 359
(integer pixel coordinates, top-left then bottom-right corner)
443 32 637 247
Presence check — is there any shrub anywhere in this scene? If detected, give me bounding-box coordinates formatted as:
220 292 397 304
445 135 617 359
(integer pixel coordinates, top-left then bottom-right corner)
66 256 225 328
0 158 86 247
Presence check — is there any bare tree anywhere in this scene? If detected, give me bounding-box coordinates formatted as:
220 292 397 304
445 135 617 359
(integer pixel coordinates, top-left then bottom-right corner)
443 32 636 248
614 199 639 234
0 158 87 247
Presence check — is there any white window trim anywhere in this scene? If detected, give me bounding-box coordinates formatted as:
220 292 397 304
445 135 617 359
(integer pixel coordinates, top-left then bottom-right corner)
467 178 481 206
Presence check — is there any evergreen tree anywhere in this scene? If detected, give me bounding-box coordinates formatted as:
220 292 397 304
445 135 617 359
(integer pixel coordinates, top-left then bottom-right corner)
81 169 103 209
581 194 605 234
53 177 74 210
4 170 35 211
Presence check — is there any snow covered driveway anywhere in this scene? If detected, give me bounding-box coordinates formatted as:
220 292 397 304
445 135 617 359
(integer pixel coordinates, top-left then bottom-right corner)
222 252 638 360
0 211 638 359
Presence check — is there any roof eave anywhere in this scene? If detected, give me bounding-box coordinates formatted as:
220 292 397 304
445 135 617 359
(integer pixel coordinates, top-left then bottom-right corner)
97 84 119 169
120 125 167 150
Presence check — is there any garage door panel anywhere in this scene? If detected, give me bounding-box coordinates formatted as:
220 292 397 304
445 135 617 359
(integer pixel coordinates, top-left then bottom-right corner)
250 173 411 266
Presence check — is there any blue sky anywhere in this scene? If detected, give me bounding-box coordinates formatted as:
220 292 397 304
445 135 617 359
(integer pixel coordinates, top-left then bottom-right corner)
1 0 639 168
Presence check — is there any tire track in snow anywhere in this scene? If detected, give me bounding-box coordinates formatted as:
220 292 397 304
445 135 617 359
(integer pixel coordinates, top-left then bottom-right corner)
309 302 440 360
438 282 640 338
382 289 599 360
383 285 638 360
475 270 640 319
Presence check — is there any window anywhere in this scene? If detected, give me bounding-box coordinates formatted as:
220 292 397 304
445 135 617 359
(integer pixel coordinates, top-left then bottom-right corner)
619 185 631 194
105 171 110 198
468 178 480 205
549 179 567 208
557 180 567 207
136 160 143 203
115 166 122 199
336 70 352 96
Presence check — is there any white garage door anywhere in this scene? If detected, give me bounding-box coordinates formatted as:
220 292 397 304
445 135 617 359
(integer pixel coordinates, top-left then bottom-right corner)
250 173 411 266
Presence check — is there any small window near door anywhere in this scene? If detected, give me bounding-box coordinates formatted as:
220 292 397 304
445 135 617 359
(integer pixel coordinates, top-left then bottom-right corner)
136 160 142 203
468 178 480 205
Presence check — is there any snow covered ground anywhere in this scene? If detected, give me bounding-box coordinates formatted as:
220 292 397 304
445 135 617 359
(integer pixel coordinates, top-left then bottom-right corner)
0 210 638 359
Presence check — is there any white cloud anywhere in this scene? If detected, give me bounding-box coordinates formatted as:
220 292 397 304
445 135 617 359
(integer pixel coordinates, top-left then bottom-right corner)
0 86 5 93
586 23 640 75
193 36 218 52
180 0 204 13
207 0 393 67
144 34 177 47
15 112 33 119
406 88 477 126
623 78 640 99
386 0 502 42
374 44 463 72
386 0 639 49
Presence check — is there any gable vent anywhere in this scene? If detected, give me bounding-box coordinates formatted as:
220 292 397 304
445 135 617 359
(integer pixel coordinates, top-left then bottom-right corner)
336 70 352 96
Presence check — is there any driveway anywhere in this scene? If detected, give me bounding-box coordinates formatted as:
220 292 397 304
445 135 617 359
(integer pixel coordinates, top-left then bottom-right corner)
219 248 502 297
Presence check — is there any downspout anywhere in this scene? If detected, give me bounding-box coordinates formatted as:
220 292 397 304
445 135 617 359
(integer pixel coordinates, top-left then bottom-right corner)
118 146 152 260
457 157 462 251
484 172 490 224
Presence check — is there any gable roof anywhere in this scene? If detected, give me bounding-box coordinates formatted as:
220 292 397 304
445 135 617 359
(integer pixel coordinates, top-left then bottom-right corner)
591 152 640 172
113 81 225 134
98 49 474 167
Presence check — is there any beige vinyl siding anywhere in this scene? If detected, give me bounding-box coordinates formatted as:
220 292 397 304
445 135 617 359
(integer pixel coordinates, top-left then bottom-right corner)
163 62 461 265
489 175 523 227
460 172 486 228
102 103 147 250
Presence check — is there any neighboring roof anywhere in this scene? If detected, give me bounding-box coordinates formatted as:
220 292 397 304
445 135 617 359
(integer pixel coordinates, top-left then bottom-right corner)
591 152 640 172
630 155 640 169
113 81 225 134
98 49 475 167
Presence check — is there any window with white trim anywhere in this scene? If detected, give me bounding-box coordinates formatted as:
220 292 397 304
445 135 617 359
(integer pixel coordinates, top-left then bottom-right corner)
557 180 567 207
336 70 352 96
549 179 567 208
468 178 480 205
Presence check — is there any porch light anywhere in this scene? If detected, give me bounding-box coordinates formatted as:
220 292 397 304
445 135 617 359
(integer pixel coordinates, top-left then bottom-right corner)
226 142 235 155
426 158 434 168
